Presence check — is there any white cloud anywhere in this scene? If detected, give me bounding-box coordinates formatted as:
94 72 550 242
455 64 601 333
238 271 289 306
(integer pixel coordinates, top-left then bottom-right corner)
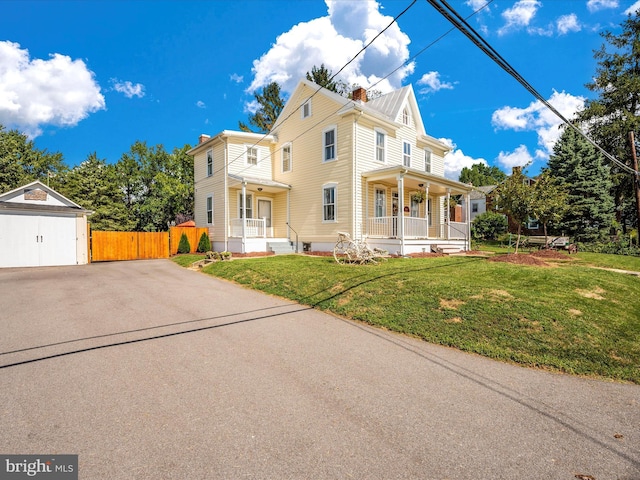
491 90 585 156
587 0 618 12
496 144 534 171
0 41 105 137
417 71 455 94
439 138 488 181
557 14 581 35
624 0 640 15
465 0 492 11
111 79 145 98
498 0 541 36
247 0 413 95
196 100 206 109
230 73 243 83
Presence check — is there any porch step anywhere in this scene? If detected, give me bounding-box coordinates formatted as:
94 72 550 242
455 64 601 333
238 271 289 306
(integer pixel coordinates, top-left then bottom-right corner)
431 245 464 255
268 241 295 255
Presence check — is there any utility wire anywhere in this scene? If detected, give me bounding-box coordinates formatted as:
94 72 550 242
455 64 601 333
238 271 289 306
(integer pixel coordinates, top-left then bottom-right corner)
424 0 639 177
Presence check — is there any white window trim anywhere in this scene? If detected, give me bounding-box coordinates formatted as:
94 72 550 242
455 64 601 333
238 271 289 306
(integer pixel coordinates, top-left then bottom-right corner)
374 128 386 163
206 195 213 225
374 184 387 218
322 183 338 223
206 149 213 177
403 141 411 168
402 107 411 126
301 98 312 119
323 125 337 163
238 192 254 219
281 143 292 173
244 145 259 166
424 148 432 173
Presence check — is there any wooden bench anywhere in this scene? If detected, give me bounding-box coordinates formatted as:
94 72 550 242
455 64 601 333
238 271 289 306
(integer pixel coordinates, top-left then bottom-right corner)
524 236 577 253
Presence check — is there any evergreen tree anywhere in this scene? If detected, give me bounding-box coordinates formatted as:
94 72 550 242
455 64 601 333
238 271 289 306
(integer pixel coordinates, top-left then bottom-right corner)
459 163 506 186
177 233 191 254
547 126 615 242
306 64 339 93
239 82 284 133
578 12 640 230
197 232 211 253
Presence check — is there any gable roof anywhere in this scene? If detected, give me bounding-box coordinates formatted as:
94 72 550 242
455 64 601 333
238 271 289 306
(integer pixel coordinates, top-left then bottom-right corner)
0 180 92 214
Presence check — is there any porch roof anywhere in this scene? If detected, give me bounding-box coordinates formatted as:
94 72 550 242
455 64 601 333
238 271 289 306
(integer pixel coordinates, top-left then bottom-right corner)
228 173 291 193
361 166 472 196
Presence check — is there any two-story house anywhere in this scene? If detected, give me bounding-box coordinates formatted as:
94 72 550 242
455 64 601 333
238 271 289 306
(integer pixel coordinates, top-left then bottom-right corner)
189 79 472 256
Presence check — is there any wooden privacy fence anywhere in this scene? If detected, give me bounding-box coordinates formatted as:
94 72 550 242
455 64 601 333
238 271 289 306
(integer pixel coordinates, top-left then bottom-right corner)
90 227 210 262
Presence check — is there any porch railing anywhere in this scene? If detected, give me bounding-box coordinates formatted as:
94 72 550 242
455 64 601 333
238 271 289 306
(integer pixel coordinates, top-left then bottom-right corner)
367 217 468 240
230 218 266 238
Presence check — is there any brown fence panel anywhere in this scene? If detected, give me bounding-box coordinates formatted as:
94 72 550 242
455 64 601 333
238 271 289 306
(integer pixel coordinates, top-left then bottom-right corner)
92 231 169 262
92 231 137 262
170 227 210 255
138 232 170 259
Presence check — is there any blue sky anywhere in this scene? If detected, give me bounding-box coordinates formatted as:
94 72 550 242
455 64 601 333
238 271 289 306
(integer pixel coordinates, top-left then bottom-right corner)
1 0 638 180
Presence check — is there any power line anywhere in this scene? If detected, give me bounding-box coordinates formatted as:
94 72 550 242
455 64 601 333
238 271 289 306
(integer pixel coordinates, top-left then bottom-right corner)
424 0 639 178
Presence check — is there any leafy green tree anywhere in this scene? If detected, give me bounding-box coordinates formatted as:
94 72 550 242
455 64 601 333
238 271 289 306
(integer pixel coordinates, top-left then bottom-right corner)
177 233 191 254
239 82 285 133
459 163 506 186
58 153 135 231
0 124 67 193
471 211 507 240
493 167 534 253
547 126 615 242
530 170 570 244
578 13 640 230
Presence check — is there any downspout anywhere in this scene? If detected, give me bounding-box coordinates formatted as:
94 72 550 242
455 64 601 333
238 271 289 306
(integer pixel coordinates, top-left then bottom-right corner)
465 191 471 251
224 138 229 253
353 111 362 239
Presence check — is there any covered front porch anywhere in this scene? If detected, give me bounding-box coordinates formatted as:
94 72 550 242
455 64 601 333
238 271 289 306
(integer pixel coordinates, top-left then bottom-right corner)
362 166 472 255
225 174 292 253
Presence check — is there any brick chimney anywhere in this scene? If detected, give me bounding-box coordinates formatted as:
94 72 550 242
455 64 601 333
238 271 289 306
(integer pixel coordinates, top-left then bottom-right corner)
199 134 210 144
352 87 367 103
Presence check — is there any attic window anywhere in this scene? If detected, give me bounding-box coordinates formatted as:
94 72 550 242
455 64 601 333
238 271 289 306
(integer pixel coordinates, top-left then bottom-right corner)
402 107 411 126
24 189 47 201
301 99 311 119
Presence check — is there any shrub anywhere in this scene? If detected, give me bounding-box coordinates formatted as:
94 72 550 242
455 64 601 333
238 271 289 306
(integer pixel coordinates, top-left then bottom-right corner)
221 251 232 261
197 232 211 253
577 235 640 256
472 212 508 240
177 233 191 254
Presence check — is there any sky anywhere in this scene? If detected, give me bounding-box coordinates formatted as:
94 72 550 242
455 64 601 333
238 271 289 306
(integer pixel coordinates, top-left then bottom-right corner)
1 0 639 180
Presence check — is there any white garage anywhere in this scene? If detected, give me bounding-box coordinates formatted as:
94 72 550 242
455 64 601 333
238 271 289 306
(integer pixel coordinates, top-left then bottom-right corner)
0 181 91 268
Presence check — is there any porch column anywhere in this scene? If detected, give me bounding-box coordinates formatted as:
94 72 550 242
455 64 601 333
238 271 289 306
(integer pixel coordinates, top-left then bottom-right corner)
241 181 247 254
465 191 471 251
424 183 430 238
365 179 369 237
397 172 405 256
446 188 451 240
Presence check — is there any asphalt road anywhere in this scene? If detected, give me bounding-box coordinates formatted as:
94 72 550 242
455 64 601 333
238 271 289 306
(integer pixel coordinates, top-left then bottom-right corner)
0 260 638 479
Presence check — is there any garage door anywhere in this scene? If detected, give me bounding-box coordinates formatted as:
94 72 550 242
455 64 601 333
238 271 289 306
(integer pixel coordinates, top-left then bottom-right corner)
0 213 77 268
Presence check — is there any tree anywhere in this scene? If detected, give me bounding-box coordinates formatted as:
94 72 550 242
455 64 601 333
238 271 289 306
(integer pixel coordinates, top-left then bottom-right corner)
58 153 135 231
493 167 533 253
0 124 67 193
471 211 508 241
177 233 191 254
306 64 339 93
577 12 640 231
547 126 615 242
239 82 285 133
197 231 211 253
459 163 506 186
530 170 570 244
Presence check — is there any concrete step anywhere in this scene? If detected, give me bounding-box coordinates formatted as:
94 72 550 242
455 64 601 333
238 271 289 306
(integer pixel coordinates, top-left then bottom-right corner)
431 245 464 255
268 241 295 255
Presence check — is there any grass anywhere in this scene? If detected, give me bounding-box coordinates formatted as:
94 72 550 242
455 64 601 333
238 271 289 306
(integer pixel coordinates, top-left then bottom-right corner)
172 253 205 267
173 252 640 384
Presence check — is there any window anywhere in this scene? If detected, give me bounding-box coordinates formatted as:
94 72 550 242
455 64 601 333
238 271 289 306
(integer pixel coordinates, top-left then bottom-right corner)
239 193 253 219
323 184 337 222
403 142 411 167
402 107 411 125
472 203 479 213
206 195 213 224
245 146 258 166
323 127 336 162
424 149 432 173
375 187 386 217
375 131 385 163
301 99 311 118
206 149 213 177
527 218 539 229
282 144 292 173
410 195 420 218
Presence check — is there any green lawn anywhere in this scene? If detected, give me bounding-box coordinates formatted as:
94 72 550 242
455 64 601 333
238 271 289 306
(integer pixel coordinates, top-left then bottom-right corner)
174 253 640 383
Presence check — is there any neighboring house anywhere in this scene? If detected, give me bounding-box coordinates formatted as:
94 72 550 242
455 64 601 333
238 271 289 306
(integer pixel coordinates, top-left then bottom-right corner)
0 181 92 268
189 80 473 255
468 185 497 222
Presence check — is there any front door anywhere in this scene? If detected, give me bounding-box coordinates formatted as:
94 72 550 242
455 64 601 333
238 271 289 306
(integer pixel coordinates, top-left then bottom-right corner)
257 199 272 236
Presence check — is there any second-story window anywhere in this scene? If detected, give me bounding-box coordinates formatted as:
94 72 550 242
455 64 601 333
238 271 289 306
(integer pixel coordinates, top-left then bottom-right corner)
424 149 432 173
375 131 385 163
323 127 336 162
246 146 258 166
207 149 213 177
282 144 292 172
403 141 411 168
301 99 311 119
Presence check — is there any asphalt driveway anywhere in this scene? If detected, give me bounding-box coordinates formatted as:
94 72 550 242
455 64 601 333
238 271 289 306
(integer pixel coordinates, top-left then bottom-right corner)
0 260 638 479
